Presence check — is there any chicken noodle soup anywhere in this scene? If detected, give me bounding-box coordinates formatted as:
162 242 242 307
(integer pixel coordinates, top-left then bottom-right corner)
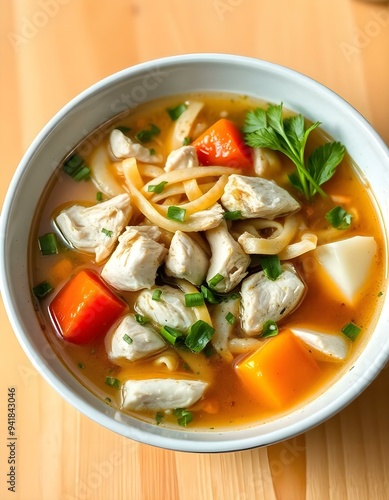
30 93 386 429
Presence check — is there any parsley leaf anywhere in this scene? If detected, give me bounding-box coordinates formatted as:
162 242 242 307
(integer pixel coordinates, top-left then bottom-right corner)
243 103 345 200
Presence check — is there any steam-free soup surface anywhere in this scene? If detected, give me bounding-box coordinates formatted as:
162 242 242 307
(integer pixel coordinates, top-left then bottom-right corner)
30 93 386 429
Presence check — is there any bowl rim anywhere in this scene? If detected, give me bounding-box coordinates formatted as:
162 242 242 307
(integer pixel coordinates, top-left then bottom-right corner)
1 53 389 453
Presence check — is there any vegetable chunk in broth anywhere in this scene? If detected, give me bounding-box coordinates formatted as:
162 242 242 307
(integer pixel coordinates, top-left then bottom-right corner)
30 93 386 430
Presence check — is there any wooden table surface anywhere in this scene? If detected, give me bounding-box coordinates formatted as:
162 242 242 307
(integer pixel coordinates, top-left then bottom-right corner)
1 1 388 499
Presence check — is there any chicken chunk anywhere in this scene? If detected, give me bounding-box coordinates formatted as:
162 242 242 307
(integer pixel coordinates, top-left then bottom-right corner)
164 146 199 172
240 264 305 336
291 328 350 362
205 220 250 293
101 226 167 291
105 314 166 363
135 285 197 331
165 231 209 286
121 378 207 411
109 129 162 163
221 174 300 219
55 193 132 263
210 297 240 357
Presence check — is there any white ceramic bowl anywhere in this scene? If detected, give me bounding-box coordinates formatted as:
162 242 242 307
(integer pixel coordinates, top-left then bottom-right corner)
1 54 389 452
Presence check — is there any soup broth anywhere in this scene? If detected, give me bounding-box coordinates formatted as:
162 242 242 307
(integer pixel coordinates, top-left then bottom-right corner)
30 93 386 430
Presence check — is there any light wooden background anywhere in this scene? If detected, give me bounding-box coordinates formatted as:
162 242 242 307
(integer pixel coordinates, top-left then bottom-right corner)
1 1 389 499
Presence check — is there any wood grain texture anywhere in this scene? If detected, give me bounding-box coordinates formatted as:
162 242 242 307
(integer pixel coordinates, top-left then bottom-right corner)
0 0 388 498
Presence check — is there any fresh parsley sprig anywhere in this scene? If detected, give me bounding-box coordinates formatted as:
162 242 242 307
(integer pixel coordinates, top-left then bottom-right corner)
243 103 345 200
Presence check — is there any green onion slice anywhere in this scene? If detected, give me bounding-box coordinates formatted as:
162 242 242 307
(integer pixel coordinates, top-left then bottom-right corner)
105 376 121 389
155 412 164 425
148 181 168 194
38 233 58 255
63 154 90 181
167 205 186 222
160 325 184 346
123 334 133 345
223 210 242 221
341 322 361 341
325 206 352 230
208 273 225 288
101 228 113 237
167 103 187 121
135 124 160 143
135 314 149 325
116 126 131 133
260 255 282 281
183 136 191 146
185 292 204 308
96 191 103 202
185 320 215 353
225 312 236 325
200 285 221 304
33 281 53 298
174 408 193 427
261 320 279 338
152 289 162 301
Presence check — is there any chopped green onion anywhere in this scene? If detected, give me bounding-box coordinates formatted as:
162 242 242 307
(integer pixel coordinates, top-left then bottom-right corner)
149 148 156 156
378 291 383 297
183 136 191 146
33 281 53 298
223 210 242 221
261 320 279 338
105 376 121 389
135 314 149 325
101 228 113 237
135 124 160 143
38 233 58 255
155 412 164 425
77 362 85 369
96 191 103 202
208 273 225 288
325 206 352 230
152 289 162 301
260 255 282 281
148 181 168 194
341 322 361 341
123 334 133 345
167 205 186 222
203 342 217 358
185 320 215 353
200 285 222 304
225 312 236 325
185 292 204 308
160 325 183 346
116 125 131 133
63 154 90 181
174 408 193 427
167 103 187 121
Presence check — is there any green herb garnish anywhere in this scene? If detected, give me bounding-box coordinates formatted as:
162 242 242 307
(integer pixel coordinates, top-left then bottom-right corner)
160 325 183 346
183 136 191 146
185 292 205 308
105 376 121 389
167 205 186 222
96 191 103 202
260 255 282 281
152 289 162 301
116 126 131 134
63 154 90 181
155 412 164 425
174 408 193 427
134 314 149 325
167 103 187 121
200 285 221 304
33 281 53 298
341 322 361 341
325 206 352 229
208 273 225 288
123 334 133 345
148 181 168 194
261 320 279 338
38 232 58 255
185 320 215 353
135 124 160 143
101 228 113 237
243 103 345 200
223 210 242 221
225 312 236 325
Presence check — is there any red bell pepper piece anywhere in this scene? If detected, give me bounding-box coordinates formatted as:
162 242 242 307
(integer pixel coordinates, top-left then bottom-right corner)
192 118 252 168
49 269 127 344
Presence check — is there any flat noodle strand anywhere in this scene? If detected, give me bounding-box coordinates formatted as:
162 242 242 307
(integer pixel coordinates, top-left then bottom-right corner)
278 233 318 260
